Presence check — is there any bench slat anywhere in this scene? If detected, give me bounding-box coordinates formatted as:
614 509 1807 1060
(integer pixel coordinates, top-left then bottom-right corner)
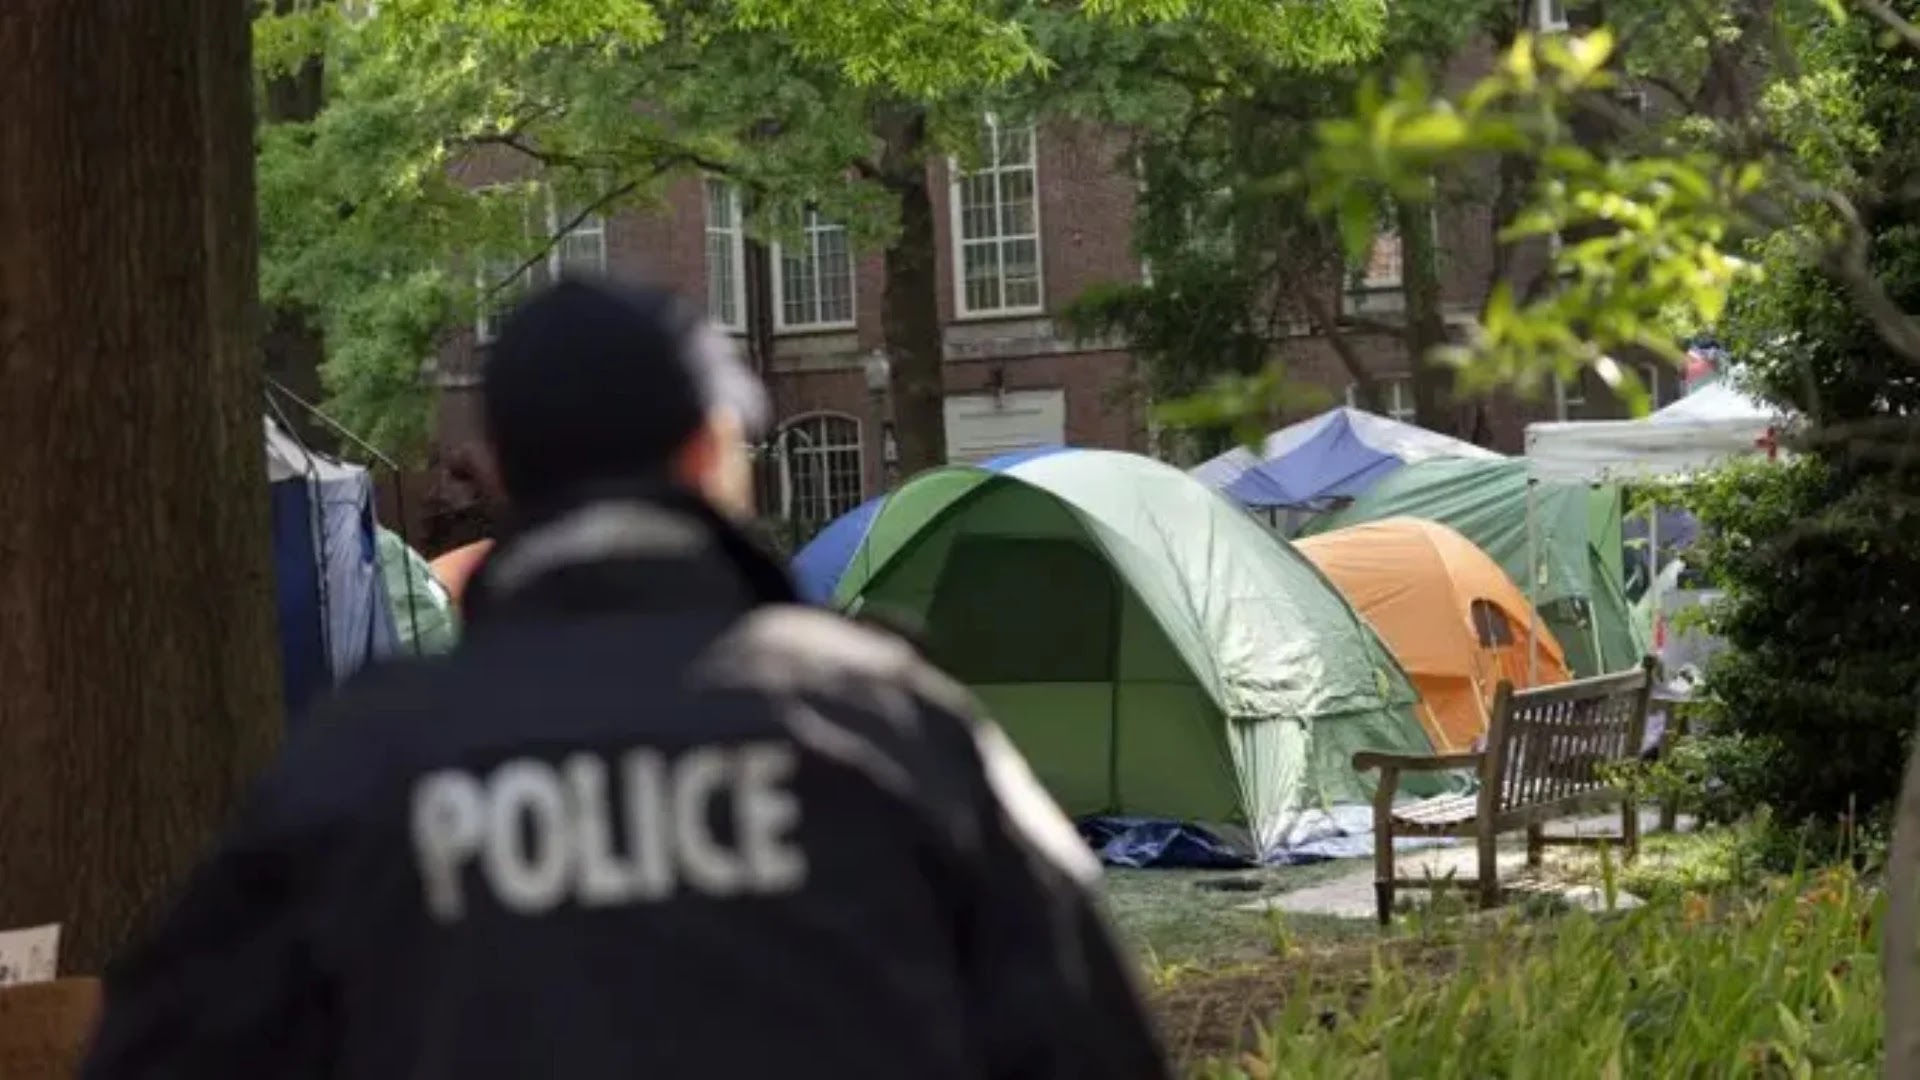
1392 794 1480 826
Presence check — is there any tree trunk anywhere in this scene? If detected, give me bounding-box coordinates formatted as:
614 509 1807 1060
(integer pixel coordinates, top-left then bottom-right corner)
1696 0 1774 121
0 0 282 972
1306 289 1382 412
1398 198 1457 436
874 101 946 478
261 0 332 451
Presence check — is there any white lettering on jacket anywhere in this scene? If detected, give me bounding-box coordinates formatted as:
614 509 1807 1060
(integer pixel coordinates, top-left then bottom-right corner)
410 742 807 923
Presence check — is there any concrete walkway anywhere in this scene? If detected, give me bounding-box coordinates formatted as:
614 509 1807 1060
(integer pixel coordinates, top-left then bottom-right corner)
1242 808 1684 919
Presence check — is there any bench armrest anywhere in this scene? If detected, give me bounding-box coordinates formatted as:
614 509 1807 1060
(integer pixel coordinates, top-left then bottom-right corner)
1351 750 1484 774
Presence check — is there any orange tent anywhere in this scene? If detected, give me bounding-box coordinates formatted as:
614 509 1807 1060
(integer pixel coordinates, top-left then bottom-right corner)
1295 517 1571 752
429 539 493 611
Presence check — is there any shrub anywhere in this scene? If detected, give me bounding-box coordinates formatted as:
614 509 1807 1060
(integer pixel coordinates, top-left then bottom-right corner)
1680 453 1920 823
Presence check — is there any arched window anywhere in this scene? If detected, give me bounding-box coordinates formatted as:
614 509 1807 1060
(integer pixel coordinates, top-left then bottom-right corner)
772 413 864 539
1470 599 1515 647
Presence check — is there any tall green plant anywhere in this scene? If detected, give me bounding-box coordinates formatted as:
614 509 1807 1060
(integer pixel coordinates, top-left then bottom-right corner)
1202 870 1881 1077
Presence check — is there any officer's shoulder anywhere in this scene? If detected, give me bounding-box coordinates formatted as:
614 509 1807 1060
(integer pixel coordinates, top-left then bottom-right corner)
699 605 976 720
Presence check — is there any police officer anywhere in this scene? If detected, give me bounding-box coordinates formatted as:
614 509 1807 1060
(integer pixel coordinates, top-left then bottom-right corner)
84 279 1173 1080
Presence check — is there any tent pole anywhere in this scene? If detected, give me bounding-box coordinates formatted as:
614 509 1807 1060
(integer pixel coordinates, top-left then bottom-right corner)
1107 583 1125 815
1649 496 1662 658
1588 486 1605 669
1526 477 1540 685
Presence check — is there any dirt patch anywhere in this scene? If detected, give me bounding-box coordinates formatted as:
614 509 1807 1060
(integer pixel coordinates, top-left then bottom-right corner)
1150 935 1469 1068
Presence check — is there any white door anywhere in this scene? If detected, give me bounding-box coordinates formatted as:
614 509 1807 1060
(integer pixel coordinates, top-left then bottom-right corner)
944 389 1066 463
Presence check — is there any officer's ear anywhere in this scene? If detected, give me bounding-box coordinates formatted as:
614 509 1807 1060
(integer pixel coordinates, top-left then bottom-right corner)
674 409 754 521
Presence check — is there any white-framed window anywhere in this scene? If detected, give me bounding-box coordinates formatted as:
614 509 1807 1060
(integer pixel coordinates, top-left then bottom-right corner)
952 117 1043 317
772 413 865 535
772 209 855 331
1346 377 1416 422
1536 0 1569 31
704 179 747 332
1358 230 1404 291
474 185 609 343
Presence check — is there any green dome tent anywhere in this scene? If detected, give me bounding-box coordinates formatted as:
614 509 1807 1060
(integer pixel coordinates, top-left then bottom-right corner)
835 449 1430 859
376 527 459 656
1304 458 1646 677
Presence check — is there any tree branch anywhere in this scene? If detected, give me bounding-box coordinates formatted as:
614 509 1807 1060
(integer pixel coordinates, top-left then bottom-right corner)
1303 289 1380 408
1855 0 1920 52
479 166 667 300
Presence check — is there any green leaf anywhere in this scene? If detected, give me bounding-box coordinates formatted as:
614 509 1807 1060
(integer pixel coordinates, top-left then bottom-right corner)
1337 188 1378 262
1393 109 1469 155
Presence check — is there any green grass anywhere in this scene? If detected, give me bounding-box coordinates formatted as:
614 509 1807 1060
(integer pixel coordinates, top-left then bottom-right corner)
1107 828 1886 1076
1102 862 1371 970
1204 866 1882 1077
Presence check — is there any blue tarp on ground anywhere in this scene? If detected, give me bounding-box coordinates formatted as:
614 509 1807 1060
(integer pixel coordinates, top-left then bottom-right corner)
789 444 1071 604
1080 806 1458 869
1192 407 1502 513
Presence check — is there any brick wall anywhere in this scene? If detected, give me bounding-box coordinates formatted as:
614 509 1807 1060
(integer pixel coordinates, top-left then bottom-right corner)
426 84 1670 527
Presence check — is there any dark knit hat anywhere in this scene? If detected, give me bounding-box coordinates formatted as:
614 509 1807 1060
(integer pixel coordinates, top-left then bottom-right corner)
482 277 768 502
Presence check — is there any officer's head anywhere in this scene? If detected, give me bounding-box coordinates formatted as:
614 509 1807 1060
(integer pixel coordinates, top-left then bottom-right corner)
476 277 768 519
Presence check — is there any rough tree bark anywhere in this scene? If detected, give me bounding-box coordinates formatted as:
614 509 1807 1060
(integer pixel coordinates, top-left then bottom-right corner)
873 101 947 479
0 0 283 972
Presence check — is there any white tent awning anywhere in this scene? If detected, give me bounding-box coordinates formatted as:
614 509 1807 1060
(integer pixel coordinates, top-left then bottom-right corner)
1524 382 1788 483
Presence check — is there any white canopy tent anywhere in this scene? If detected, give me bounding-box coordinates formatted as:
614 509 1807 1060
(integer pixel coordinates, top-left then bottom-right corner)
1524 381 1789 484
1520 379 1794 688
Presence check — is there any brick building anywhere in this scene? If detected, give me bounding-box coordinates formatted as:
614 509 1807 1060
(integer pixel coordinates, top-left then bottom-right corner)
426 38 1674 545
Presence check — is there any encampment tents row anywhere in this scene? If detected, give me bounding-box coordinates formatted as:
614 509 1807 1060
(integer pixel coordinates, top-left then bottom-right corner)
790 392 1779 864
794 444 1578 863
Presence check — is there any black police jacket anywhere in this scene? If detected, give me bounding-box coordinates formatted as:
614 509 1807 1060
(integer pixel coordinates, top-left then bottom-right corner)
82 490 1173 1080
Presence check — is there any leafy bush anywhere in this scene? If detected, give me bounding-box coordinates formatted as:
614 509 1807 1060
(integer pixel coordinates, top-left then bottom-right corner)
1201 868 1882 1078
1630 730 1779 827
1680 1 1920 826
1679 447 1920 823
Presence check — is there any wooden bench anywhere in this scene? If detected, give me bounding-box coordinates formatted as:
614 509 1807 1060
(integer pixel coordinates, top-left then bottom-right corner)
1352 657 1657 925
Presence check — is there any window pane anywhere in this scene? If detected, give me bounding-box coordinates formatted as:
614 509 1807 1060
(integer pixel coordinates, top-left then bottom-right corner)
1006 247 1036 307
781 248 814 326
998 182 1035 237
1363 231 1402 286
816 226 853 324
1001 239 1039 308
706 231 737 326
959 175 995 240
963 243 1001 312
556 226 605 277
996 125 1033 166
704 179 734 230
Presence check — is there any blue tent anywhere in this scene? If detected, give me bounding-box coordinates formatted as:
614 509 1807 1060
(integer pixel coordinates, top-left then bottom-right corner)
790 445 1068 604
266 418 400 720
1192 407 1502 512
